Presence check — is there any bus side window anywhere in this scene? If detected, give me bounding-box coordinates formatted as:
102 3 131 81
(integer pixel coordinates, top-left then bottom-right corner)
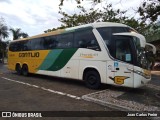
9 42 17 51
74 29 100 51
112 27 127 33
57 33 73 49
43 36 58 49
30 38 44 50
21 40 29 51
10 42 22 51
97 27 112 52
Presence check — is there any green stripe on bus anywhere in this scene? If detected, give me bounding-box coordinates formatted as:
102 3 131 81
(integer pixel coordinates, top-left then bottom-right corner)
47 48 77 71
38 48 78 71
38 49 63 70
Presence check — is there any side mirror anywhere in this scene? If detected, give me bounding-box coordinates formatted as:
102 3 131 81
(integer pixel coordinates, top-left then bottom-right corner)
145 43 156 54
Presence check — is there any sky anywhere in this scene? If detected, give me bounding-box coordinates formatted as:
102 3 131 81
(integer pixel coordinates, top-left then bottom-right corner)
0 0 143 40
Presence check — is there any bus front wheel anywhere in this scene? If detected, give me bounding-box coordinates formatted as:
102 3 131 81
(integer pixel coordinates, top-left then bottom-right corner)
84 70 101 89
22 64 29 76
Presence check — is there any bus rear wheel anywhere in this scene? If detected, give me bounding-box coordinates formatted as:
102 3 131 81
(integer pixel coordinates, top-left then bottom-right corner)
22 64 29 76
84 70 101 89
16 64 21 75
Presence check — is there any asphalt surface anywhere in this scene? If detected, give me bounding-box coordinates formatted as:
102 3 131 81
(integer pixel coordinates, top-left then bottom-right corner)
0 63 158 120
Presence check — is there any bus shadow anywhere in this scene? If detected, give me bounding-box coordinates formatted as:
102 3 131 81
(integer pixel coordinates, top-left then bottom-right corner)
12 72 111 91
11 72 147 93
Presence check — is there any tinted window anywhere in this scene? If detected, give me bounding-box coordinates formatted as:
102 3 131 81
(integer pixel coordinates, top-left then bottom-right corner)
57 33 73 48
97 27 112 46
97 27 132 56
97 27 128 45
74 29 100 51
112 27 127 33
30 38 44 50
9 42 22 51
19 40 29 51
43 36 58 49
9 42 15 51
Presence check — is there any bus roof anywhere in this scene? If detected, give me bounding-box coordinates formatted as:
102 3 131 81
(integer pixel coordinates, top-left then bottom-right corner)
12 22 128 42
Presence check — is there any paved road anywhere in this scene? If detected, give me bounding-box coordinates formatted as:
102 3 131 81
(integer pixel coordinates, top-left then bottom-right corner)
0 63 156 120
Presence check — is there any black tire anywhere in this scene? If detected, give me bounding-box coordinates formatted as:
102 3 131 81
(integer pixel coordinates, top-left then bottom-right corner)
22 64 29 76
84 70 101 89
16 64 21 75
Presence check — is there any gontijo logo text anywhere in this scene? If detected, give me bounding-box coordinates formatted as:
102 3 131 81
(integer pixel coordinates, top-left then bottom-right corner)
2 112 42 118
19 52 40 57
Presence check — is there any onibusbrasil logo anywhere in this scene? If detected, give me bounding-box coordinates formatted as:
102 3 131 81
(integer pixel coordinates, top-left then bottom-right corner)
1 112 42 118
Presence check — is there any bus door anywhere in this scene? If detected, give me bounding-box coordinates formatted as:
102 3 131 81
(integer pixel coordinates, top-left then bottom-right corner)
112 35 134 87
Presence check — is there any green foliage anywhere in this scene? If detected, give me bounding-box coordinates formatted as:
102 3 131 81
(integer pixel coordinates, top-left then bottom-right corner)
59 6 102 27
0 17 9 63
0 40 9 63
45 4 126 32
0 18 9 41
138 0 160 22
59 0 160 23
59 0 102 6
10 28 29 40
0 40 8 52
0 17 29 63
45 4 149 36
145 22 160 42
46 1 159 43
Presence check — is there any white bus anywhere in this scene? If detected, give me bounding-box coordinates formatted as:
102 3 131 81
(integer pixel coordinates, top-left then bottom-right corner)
8 22 153 89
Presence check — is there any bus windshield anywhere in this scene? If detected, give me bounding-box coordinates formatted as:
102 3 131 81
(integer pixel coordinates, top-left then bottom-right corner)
97 27 150 69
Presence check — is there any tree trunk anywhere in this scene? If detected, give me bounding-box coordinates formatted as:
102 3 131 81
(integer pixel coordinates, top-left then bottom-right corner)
2 51 4 64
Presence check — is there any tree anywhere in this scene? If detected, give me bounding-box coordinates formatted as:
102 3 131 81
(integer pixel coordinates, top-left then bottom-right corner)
0 40 9 63
0 18 9 41
0 17 9 63
44 5 102 32
138 0 160 22
45 4 126 32
45 1 159 42
59 6 103 27
123 17 148 35
10 28 29 40
45 4 148 35
59 0 102 6
59 0 160 23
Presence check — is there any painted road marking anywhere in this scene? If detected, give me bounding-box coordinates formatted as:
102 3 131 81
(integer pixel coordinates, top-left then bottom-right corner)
1 77 81 100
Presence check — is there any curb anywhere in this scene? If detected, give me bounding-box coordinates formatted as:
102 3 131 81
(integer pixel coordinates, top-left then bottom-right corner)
82 94 129 111
82 91 160 111
82 89 160 119
151 71 160 75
